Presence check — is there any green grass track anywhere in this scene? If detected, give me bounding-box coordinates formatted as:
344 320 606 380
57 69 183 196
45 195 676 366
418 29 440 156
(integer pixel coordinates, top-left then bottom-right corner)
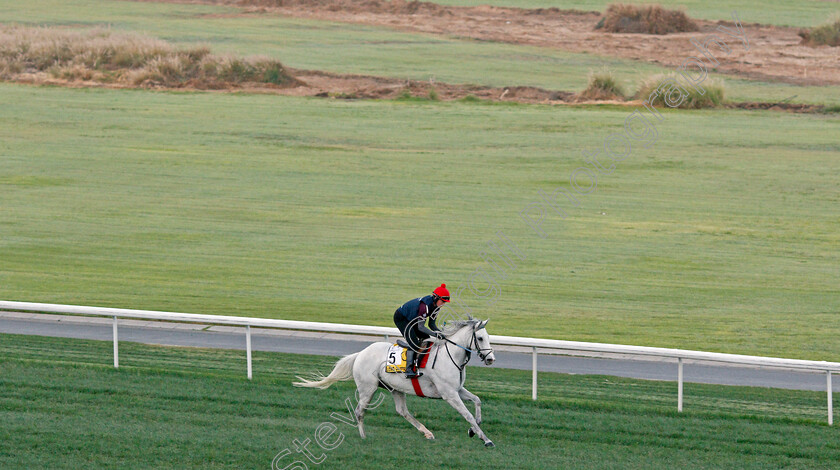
1 333 840 469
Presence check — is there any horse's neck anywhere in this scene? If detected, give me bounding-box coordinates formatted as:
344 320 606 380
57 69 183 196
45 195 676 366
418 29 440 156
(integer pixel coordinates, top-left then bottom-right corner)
443 326 472 362
450 326 472 348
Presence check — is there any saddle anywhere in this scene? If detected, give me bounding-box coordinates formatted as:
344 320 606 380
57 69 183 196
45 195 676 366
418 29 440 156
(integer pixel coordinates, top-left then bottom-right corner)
385 340 433 374
395 338 433 350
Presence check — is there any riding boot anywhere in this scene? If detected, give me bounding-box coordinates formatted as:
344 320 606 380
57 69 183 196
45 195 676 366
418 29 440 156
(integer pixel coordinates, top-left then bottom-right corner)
405 349 422 379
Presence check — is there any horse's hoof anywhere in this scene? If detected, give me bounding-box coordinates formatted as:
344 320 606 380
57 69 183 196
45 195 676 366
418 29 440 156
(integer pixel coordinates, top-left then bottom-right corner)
468 428 475 438
425 433 435 440
485 441 495 448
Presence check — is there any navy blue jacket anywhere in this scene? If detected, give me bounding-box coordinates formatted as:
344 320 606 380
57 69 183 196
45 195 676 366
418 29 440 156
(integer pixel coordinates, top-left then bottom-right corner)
397 295 439 330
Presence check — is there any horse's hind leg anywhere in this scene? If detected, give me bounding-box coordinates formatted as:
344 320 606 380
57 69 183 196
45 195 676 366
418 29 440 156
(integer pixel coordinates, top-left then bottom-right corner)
392 391 435 440
354 382 378 439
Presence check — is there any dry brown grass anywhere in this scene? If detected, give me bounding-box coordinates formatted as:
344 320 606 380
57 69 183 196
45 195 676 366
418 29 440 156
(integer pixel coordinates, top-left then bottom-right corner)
596 4 698 35
635 73 725 109
798 18 840 47
576 69 626 101
0 25 300 89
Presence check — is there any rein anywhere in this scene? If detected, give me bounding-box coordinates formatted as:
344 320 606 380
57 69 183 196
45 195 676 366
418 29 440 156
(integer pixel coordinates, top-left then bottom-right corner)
433 327 493 371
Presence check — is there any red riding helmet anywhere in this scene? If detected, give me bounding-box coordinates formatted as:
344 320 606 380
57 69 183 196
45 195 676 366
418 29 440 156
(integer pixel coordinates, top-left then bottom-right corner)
432 283 451 302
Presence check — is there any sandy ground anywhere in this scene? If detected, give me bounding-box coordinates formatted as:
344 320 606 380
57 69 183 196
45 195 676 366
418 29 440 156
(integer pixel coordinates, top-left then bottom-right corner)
9 69 574 103
286 68 577 102
167 0 840 87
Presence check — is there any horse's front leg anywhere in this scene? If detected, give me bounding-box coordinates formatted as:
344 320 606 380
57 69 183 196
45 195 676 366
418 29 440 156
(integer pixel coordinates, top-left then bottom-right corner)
441 392 494 447
458 387 483 437
458 387 482 425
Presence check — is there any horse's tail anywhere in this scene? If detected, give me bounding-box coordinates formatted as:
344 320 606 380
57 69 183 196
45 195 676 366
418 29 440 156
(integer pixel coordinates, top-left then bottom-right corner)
293 352 359 389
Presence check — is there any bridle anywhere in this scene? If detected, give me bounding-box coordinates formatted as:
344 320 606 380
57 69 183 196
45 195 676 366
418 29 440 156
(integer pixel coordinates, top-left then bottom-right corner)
434 325 494 371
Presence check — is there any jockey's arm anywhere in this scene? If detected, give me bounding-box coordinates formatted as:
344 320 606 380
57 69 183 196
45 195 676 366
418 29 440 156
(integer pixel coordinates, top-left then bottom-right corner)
427 311 439 331
415 303 441 336
421 303 440 330
417 322 439 337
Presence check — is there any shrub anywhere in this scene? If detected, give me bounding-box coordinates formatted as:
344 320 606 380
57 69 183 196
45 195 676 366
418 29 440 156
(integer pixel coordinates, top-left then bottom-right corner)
598 4 698 35
260 60 295 85
577 69 625 101
798 18 840 47
636 74 725 109
0 24 299 89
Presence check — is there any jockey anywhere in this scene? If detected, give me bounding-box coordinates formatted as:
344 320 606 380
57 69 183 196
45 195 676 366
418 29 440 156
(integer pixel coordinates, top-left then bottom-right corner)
393 283 449 378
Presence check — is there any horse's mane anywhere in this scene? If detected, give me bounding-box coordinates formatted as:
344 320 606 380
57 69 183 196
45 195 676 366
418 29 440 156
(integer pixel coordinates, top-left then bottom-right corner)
439 318 481 336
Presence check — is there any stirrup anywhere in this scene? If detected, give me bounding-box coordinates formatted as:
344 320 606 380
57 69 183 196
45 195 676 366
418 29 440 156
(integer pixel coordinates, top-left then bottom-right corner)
405 365 422 379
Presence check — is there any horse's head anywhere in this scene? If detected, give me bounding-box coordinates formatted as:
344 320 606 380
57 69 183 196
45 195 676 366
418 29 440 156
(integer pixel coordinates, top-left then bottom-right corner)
440 318 496 365
472 319 495 366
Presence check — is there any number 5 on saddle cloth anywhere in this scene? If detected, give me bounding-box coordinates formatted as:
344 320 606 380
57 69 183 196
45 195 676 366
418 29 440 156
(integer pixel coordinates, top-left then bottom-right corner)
384 341 433 373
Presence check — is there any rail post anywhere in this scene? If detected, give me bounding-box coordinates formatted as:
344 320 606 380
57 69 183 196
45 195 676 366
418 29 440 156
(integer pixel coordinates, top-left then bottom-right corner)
532 347 538 401
828 371 833 426
113 316 119 369
246 325 252 380
678 358 684 412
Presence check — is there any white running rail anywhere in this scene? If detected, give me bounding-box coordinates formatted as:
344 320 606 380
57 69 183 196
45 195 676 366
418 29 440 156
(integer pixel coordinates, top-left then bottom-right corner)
1 300 837 424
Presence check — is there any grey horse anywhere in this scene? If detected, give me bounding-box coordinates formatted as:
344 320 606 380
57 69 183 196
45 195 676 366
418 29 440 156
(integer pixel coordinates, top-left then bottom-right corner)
293 318 497 447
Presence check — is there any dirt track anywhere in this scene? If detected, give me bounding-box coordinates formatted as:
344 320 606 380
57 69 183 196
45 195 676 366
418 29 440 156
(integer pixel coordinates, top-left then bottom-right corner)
175 0 840 87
